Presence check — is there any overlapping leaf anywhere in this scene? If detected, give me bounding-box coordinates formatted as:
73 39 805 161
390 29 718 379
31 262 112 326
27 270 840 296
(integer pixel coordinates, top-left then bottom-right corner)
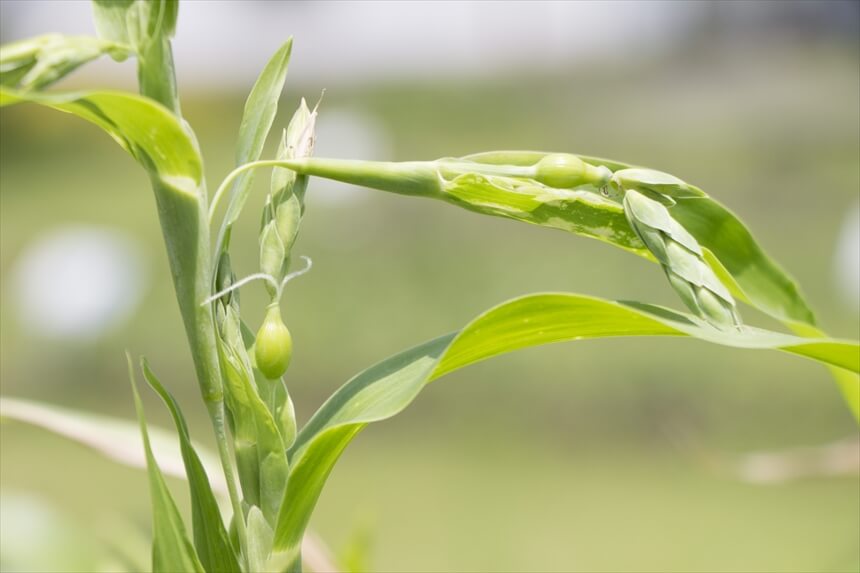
128 358 204 573
142 361 241 573
264 152 815 328
463 150 816 326
272 292 859 560
0 396 340 573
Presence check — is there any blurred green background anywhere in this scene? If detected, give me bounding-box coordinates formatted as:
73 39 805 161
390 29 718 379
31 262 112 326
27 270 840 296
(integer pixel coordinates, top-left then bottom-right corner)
1 2 859 572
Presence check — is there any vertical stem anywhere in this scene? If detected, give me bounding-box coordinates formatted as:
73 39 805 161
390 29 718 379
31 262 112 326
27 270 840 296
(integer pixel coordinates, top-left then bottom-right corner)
207 401 249 554
136 18 250 569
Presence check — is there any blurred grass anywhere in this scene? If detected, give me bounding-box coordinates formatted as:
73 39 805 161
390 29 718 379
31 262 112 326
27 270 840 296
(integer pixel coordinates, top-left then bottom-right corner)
1 39 858 571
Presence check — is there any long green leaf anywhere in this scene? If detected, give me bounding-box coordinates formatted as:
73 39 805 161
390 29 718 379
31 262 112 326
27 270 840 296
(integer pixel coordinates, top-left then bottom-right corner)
269 153 851 415
670 196 814 325
789 322 860 420
220 39 293 234
0 88 200 185
464 151 815 326
128 356 205 573
272 292 858 559
141 361 241 573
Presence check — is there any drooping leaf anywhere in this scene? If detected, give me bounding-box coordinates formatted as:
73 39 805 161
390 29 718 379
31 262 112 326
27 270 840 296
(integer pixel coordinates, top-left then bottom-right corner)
277 153 815 327
128 356 204 573
141 360 241 573
218 39 293 237
272 292 858 560
0 88 200 184
670 196 815 325
789 322 860 420
269 153 852 413
0 34 130 90
0 87 222 405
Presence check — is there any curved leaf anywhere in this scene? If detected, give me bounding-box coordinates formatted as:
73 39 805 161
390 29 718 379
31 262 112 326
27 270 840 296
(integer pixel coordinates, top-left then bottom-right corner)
128 357 204 573
0 87 224 404
142 361 241 573
272 292 858 558
464 151 815 326
0 34 130 90
0 87 200 188
670 196 814 325
275 153 816 326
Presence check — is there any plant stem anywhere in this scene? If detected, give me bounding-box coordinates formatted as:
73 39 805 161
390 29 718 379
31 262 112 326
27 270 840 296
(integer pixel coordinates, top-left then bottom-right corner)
207 157 540 225
136 22 251 570
207 400 250 557
210 159 292 225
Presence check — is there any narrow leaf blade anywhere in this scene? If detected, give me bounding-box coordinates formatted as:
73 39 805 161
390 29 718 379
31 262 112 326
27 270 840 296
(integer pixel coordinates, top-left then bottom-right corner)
221 39 293 230
142 361 241 573
127 355 204 573
272 292 859 557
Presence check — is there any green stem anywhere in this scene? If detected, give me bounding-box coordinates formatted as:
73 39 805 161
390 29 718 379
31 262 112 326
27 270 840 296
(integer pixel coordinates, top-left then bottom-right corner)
210 160 288 225
207 401 249 557
136 23 251 570
208 158 538 225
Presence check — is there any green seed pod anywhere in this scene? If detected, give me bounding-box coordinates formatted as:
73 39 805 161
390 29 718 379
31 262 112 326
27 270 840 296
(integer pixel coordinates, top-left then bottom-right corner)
255 304 293 379
534 153 611 189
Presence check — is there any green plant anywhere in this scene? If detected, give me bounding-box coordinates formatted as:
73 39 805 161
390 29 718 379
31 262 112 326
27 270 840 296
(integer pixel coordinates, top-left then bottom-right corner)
0 1 857 571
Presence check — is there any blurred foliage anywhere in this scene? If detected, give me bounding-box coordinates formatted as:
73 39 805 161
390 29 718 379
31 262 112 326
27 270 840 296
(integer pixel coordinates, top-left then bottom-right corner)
1 33 858 572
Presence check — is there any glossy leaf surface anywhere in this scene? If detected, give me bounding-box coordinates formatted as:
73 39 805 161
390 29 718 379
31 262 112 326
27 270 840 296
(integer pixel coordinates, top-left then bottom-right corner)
129 358 204 573
272 292 858 558
142 361 241 573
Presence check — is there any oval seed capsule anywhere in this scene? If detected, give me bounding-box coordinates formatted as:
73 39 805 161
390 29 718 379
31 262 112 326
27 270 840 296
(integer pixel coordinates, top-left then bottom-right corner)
254 303 293 379
534 154 586 188
534 153 611 189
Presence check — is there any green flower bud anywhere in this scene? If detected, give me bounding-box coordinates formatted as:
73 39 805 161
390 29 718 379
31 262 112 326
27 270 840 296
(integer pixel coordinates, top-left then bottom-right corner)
534 153 611 189
255 304 293 379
